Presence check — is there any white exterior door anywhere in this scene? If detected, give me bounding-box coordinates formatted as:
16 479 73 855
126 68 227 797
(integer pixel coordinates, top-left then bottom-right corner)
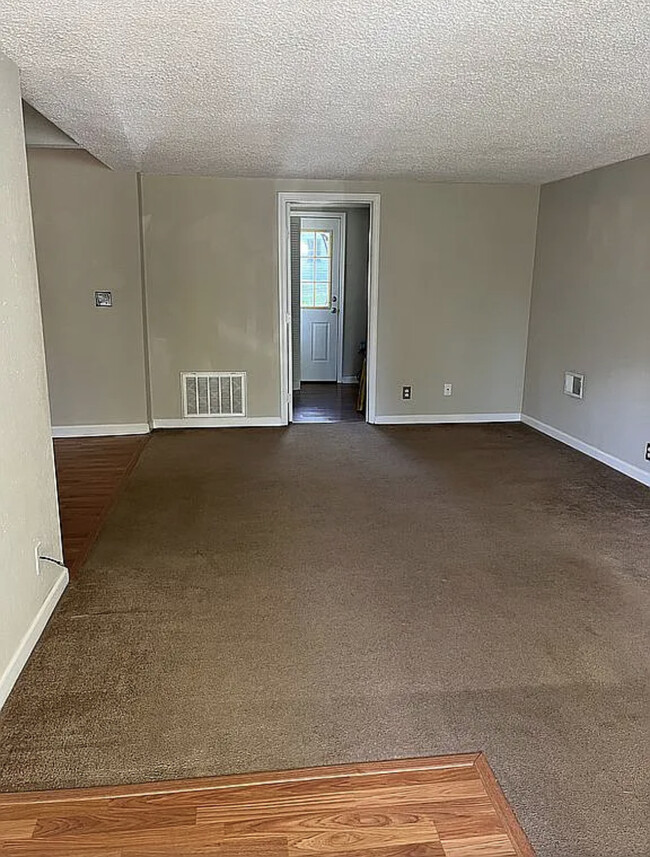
300 216 342 382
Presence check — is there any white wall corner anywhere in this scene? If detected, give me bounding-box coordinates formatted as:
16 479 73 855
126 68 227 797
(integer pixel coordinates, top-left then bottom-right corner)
374 413 522 425
52 423 151 438
0 566 68 711
521 414 650 488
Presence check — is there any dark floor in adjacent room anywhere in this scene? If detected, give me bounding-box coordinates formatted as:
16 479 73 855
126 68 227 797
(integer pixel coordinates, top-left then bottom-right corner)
292 382 363 422
0 423 648 857
54 434 148 576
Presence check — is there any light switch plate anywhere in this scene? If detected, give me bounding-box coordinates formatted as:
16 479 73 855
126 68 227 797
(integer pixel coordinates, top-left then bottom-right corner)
95 290 113 307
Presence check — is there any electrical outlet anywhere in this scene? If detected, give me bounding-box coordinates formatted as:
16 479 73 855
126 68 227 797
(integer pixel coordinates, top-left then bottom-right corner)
402 385 412 400
443 383 453 397
645 443 650 461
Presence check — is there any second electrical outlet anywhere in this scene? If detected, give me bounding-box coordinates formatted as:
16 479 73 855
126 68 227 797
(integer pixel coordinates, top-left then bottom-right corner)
443 383 453 396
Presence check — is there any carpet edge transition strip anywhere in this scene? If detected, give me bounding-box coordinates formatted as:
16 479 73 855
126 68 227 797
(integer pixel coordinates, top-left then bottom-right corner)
0 754 536 856
474 752 536 857
0 754 481 805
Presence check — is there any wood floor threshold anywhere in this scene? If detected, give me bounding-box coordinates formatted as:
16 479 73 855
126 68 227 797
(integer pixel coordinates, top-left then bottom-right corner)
0 753 535 856
53 434 149 577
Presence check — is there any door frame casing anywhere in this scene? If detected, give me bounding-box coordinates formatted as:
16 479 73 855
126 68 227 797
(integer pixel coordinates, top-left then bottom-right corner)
292 211 347 385
278 192 380 424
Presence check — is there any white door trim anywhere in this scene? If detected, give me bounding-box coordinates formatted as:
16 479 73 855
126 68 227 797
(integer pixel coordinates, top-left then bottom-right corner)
278 193 380 424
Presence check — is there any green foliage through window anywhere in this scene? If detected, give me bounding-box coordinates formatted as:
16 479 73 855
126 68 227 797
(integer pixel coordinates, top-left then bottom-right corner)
300 230 332 308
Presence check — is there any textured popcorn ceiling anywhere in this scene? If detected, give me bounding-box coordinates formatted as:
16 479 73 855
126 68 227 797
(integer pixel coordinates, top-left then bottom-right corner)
1 0 649 181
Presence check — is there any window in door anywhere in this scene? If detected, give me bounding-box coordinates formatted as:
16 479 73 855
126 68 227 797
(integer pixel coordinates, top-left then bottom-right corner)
300 230 332 308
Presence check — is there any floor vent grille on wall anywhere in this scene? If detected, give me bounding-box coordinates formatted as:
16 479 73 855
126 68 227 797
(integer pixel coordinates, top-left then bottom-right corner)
182 372 246 417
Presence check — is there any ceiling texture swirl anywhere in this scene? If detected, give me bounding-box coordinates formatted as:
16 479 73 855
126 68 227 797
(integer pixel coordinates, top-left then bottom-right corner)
1 0 649 181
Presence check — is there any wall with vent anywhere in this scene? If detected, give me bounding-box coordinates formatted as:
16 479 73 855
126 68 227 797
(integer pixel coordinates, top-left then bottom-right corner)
142 176 283 420
142 176 539 421
0 53 65 708
524 153 650 480
27 148 148 431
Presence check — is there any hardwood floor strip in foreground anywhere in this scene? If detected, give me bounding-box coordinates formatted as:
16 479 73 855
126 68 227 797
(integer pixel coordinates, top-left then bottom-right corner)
0 754 534 856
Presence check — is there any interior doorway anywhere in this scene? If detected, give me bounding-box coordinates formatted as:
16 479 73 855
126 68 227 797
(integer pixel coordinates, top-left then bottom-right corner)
278 193 380 425
297 214 345 383
290 209 369 423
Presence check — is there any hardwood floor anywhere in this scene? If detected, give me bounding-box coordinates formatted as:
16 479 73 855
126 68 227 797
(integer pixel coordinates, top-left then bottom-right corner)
0 754 534 856
293 383 363 423
53 434 148 577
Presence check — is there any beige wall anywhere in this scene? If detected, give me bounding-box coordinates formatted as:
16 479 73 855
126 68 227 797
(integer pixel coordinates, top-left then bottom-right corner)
375 182 538 416
142 177 284 419
0 54 64 707
27 149 147 428
142 177 539 420
524 154 650 477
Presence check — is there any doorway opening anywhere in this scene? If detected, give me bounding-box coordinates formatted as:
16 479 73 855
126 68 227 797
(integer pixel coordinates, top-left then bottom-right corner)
277 193 380 424
292 210 365 423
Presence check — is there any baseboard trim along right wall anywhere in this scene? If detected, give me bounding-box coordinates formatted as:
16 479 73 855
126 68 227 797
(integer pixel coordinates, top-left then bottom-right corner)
522 152 650 489
375 413 521 425
521 415 650 488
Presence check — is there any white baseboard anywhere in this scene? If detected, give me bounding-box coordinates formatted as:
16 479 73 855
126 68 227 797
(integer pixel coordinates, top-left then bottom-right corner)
374 412 521 425
153 416 284 429
0 566 68 711
521 414 650 487
52 423 151 438
340 376 359 385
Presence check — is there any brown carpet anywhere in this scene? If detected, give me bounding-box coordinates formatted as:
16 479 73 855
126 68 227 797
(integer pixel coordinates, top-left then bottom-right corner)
0 423 648 857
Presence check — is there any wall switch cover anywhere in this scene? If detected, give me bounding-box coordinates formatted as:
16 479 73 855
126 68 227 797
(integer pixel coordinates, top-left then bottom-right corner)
95 290 112 307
